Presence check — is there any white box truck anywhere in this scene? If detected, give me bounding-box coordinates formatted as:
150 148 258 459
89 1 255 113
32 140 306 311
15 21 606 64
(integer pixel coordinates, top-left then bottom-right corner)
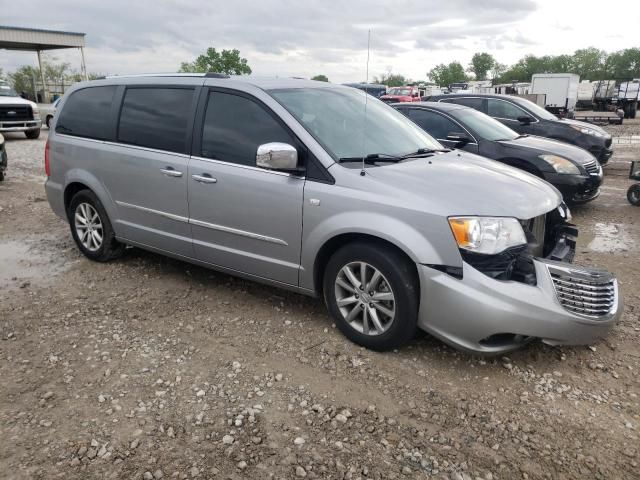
530 73 580 114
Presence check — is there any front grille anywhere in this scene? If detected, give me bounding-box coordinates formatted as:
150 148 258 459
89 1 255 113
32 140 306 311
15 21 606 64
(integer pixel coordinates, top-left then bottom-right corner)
0 105 33 122
547 262 617 318
583 159 599 174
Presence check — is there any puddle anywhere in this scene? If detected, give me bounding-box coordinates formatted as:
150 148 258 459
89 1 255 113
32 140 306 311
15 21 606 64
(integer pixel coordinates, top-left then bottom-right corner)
0 239 72 290
586 223 636 253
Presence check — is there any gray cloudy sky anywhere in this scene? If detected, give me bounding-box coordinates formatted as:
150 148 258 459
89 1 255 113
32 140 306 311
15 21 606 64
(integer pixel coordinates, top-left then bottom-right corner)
2 0 639 83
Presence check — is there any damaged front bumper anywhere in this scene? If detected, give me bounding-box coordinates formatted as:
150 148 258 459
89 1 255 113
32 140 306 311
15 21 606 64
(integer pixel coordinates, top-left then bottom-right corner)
417 259 621 354
417 208 622 354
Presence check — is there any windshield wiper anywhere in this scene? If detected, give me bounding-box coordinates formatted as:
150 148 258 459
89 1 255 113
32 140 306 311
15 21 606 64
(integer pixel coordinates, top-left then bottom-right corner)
398 147 450 158
338 148 450 164
338 153 404 164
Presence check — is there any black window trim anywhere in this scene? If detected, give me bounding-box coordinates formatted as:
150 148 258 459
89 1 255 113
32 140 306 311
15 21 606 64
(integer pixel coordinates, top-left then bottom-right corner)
115 84 201 156
409 107 478 145
486 98 539 124
191 86 334 184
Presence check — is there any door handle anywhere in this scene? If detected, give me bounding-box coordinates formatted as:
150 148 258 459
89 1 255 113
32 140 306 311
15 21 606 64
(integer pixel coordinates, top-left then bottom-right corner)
161 167 183 177
192 174 217 184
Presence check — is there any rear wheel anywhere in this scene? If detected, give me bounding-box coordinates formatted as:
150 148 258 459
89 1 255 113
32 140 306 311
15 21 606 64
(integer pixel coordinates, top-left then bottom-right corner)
323 242 419 351
25 129 40 139
0 171 4 182
68 189 125 261
628 184 640 206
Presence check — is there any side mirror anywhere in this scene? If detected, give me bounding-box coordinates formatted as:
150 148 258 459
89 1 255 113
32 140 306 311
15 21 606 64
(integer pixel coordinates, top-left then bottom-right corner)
256 143 300 172
446 132 471 146
517 115 533 125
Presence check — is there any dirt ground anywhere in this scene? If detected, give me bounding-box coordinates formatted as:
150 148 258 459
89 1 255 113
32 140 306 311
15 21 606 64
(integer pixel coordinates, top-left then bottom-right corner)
1 121 639 480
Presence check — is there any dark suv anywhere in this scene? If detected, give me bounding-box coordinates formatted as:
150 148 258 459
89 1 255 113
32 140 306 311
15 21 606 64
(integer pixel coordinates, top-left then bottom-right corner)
426 93 613 164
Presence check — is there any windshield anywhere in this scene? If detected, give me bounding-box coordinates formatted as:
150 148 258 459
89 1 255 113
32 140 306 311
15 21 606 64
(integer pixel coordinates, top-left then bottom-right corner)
516 98 557 121
0 84 19 97
453 108 519 141
270 87 442 163
388 88 411 96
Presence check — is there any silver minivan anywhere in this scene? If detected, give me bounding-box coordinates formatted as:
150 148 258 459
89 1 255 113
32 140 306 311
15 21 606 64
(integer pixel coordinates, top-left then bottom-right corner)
45 74 622 354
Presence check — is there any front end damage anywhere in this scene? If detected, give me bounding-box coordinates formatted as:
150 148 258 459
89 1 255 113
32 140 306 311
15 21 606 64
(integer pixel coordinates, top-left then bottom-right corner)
418 204 622 354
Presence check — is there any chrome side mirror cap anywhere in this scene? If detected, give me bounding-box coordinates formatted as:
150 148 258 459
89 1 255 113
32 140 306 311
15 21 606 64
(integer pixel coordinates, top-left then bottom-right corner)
256 142 299 171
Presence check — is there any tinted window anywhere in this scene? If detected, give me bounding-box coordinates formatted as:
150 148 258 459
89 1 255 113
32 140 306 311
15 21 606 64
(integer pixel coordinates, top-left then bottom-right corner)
408 109 461 140
487 99 527 120
118 88 194 154
441 97 484 110
56 86 117 140
452 109 518 141
201 91 294 166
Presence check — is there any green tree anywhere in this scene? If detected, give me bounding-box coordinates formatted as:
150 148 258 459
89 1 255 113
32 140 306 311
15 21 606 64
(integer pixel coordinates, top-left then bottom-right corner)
428 62 468 87
469 53 495 80
569 48 606 79
311 74 329 82
373 70 408 87
604 48 640 79
8 65 39 96
179 48 252 75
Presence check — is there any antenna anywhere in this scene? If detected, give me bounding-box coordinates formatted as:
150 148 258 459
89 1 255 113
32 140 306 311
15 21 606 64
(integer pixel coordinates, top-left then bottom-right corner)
361 29 371 177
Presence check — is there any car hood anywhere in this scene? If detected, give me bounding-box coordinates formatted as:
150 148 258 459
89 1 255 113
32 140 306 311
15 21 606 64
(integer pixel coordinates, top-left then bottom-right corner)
499 135 597 165
0 96 37 108
381 95 411 100
366 150 561 219
558 118 610 136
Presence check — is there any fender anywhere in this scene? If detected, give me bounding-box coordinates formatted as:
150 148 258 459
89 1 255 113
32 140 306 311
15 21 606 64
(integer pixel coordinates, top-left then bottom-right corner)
63 168 120 234
299 210 462 291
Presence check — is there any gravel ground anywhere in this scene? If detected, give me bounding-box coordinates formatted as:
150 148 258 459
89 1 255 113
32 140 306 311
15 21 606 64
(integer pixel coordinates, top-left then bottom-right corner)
1 123 639 480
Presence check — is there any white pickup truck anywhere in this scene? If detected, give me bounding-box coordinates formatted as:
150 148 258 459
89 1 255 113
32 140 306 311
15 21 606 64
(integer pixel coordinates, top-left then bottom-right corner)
0 82 42 139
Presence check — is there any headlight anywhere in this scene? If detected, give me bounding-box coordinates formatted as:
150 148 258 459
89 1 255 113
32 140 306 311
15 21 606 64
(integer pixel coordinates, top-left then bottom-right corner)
569 124 605 138
539 154 581 175
32 107 40 119
448 216 527 255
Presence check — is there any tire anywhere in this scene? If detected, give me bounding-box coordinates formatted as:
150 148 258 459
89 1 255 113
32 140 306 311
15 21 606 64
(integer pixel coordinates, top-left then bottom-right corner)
46 116 52 128
68 189 125 261
25 129 41 139
0 171 4 182
628 184 640 206
323 241 419 351
631 103 637 120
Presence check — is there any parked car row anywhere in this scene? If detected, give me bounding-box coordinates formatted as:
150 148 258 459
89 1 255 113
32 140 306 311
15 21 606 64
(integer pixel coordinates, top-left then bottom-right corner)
394 101 603 204
425 93 614 165
43 75 621 355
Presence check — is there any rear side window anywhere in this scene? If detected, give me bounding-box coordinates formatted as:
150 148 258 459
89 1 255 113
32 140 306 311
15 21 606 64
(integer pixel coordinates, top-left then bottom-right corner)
56 86 117 140
441 97 484 111
118 88 194 154
200 91 294 166
487 99 527 120
408 109 460 140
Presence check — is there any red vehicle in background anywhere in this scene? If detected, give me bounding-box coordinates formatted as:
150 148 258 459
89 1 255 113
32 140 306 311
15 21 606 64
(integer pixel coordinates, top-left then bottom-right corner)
380 86 422 104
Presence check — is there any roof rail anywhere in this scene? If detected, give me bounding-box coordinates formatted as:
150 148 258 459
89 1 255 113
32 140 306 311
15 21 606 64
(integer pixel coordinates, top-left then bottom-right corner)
204 72 230 78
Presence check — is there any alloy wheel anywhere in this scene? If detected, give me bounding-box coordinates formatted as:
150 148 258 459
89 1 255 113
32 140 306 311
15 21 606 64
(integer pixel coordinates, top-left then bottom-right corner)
74 202 103 252
334 261 396 336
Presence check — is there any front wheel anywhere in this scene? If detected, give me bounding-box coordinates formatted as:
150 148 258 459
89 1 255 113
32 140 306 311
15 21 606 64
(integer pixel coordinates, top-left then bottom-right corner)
68 189 125 261
323 242 419 351
628 184 640 206
25 129 41 139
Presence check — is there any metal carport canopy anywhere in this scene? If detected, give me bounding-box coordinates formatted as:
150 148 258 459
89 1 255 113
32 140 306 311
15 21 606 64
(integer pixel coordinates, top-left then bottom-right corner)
0 26 88 101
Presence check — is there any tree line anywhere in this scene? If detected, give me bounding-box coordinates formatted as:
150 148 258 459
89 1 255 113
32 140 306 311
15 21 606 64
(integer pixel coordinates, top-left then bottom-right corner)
368 47 640 88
